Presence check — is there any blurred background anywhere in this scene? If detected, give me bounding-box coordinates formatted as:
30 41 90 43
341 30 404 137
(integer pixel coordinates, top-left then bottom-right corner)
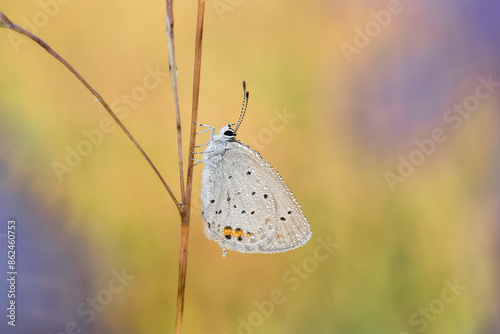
0 0 499 333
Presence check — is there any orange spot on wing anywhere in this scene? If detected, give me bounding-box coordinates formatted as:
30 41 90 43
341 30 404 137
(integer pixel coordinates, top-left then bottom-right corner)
223 227 252 240
223 227 233 237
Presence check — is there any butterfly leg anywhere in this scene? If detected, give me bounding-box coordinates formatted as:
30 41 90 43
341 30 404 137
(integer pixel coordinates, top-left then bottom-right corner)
189 156 204 166
191 149 215 155
193 121 216 138
195 127 214 135
195 140 211 148
193 121 214 128
188 156 215 167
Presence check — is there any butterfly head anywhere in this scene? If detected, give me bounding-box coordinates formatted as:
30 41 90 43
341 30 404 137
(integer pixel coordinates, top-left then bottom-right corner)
219 124 237 139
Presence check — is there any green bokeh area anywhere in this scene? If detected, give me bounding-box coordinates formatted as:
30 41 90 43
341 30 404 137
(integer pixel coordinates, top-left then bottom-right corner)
0 1 499 333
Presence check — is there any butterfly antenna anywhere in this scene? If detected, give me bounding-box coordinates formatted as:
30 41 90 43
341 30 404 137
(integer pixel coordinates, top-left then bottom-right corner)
234 80 249 132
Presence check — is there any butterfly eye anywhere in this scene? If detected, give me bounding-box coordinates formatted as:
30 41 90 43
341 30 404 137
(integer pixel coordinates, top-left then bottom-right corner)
224 130 235 137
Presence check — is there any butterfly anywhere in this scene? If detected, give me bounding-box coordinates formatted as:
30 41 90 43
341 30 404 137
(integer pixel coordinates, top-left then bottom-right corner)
196 82 311 256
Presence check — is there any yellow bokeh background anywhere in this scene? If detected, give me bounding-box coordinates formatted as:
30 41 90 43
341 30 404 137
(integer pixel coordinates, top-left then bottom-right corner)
0 1 499 333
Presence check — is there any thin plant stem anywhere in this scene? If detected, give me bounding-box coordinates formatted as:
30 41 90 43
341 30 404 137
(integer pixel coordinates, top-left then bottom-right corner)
165 0 186 205
186 0 206 211
173 1 206 333
2 5 208 332
175 215 190 334
0 11 181 211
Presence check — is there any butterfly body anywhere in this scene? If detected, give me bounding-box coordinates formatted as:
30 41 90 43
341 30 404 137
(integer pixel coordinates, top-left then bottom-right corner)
200 125 311 255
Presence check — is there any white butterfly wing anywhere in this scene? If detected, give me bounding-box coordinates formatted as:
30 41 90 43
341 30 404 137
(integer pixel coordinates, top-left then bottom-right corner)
201 140 311 254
